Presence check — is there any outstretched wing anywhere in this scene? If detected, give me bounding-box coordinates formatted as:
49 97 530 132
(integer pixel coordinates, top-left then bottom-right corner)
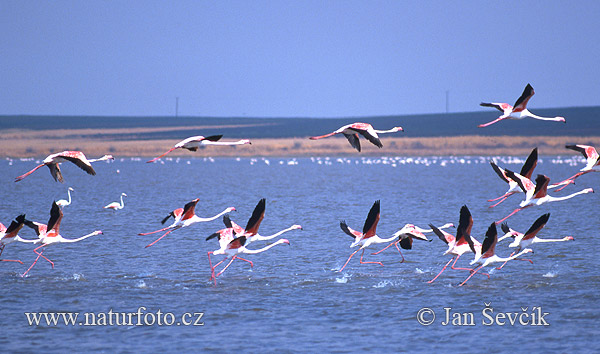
363 200 380 237
343 133 361 152
520 148 538 179
523 213 550 241
245 199 266 235
512 84 535 112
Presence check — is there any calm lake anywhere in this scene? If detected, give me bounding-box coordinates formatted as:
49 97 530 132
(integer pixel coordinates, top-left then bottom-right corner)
1 154 599 352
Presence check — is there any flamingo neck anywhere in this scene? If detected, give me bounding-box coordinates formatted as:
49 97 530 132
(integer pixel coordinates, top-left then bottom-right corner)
523 110 564 121
199 209 232 222
204 140 249 146
244 240 288 254
494 248 532 263
533 236 573 243
548 188 593 202
61 231 101 243
373 128 400 134
250 225 298 241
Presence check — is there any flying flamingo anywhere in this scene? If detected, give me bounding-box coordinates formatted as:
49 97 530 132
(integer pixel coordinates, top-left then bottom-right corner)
309 123 403 152
458 222 533 286
338 200 404 272
428 205 483 283
56 187 75 209
488 148 539 207
553 144 600 192
1 214 37 264
478 84 566 128
21 202 102 277
103 193 127 211
371 223 454 262
496 171 594 224
147 135 251 163
206 199 302 244
496 213 573 270
15 151 111 183
208 233 290 285
139 198 235 248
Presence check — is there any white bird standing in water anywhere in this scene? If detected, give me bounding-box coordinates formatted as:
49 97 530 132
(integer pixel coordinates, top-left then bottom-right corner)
104 193 127 211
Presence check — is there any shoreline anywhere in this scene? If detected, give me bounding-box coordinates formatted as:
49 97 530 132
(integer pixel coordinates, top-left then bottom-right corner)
1 129 598 157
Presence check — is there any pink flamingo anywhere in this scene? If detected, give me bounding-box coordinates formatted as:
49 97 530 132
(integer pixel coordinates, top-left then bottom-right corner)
496 171 594 224
496 213 573 269
103 193 127 211
206 199 302 244
338 200 402 272
0 214 37 264
458 222 533 286
478 84 566 128
139 198 235 248
21 202 102 277
147 135 251 163
309 123 403 152
428 205 483 283
371 223 453 262
553 144 600 192
208 233 290 285
15 151 111 183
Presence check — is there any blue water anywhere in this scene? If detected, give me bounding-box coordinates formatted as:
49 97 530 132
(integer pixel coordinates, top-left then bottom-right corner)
1 155 599 352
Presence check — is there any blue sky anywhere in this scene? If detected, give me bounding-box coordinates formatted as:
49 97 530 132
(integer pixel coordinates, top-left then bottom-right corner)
1 1 599 117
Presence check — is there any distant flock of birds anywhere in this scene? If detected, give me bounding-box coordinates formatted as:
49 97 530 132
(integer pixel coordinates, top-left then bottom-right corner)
1 84 598 285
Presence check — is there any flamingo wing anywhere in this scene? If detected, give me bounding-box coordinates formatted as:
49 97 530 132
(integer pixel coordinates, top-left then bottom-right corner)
46 202 63 235
429 223 454 244
343 133 361 152
480 222 498 258
512 84 535 112
522 213 550 241
60 151 96 176
399 236 413 250
245 199 266 235
533 174 550 199
4 214 26 236
520 148 538 179
354 127 383 149
181 199 199 220
490 162 509 183
504 169 530 194
340 221 359 239
362 200 380 237
204 135 223 142
480 102 511 113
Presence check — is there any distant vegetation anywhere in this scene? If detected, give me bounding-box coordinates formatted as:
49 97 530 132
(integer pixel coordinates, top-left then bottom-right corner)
1 106 598 140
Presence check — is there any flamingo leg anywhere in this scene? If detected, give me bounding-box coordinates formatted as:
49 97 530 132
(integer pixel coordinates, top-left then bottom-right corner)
488 195 511 208
487 192 516 202
478 116 507 128
234 256 253 268
371 241 396 255
138 226 174 236
215 256 237 278
450 254 474 271
339 249 359 272
22 246 47 277
208 252 227 283
427 257 455 283
145 227 179 248
496 251 515 270
552 172 584 192
458 264 485 286
496 206 528 225
359 249 383 267
394 242 405 263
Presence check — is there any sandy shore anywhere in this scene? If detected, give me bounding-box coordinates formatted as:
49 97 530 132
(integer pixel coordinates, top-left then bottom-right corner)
1 127 598 157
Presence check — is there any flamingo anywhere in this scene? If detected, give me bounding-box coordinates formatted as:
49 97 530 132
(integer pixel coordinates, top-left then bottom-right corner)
206 199 302 244
337 200 403 272
428 205 483 283
478 84 566 128
15 151 99 183
88 154 115 163
371 223 454 261
458 222 533 286
488 148 538 207
103 193 127 211
21 202 102 277
139 198 235 248
56 187 74 209
496 213 573 270
496 171 594 224
309 123 403 152
147 135 251 163
1 214 37 264
208 233 290 285
553 144 600 192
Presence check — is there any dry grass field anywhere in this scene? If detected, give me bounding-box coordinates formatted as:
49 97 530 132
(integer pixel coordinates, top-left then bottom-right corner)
1 126 598 157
